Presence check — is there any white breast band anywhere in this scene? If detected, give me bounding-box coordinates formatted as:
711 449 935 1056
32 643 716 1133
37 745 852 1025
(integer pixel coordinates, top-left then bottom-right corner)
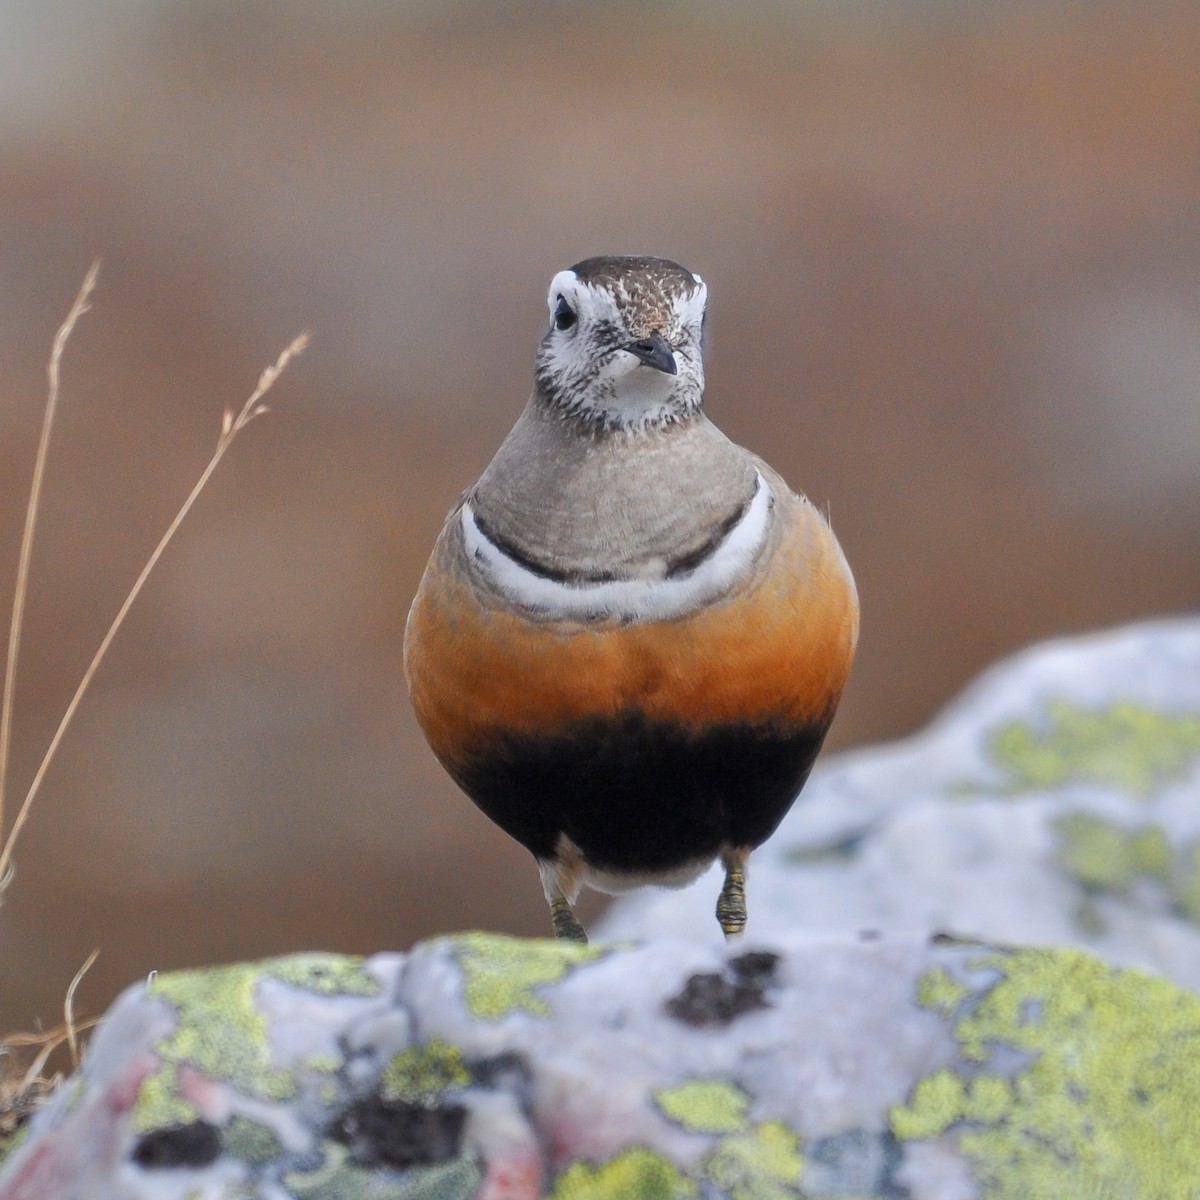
461 471 773 623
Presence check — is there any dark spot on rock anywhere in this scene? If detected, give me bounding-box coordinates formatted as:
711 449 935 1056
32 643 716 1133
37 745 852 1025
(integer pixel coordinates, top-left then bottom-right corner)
665 952 778 1026
666 973 738 1025
729 950 779 983
331 1095 466 1169
132 1121 221 1168
470 1052 533 1107
930 930 987 947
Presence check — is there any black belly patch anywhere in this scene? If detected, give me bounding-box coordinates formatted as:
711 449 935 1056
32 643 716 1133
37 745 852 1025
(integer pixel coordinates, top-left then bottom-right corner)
452 711 829 873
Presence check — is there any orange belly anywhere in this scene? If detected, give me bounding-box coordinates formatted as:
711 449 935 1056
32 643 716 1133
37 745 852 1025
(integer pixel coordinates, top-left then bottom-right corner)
408 497 856 752
404 491 858 870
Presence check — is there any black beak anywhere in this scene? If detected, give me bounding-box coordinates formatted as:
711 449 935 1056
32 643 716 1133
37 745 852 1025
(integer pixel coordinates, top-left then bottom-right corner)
624 330 677 375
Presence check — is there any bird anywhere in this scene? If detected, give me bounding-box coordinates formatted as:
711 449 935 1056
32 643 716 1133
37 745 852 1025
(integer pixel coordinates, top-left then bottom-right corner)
404 255 858 943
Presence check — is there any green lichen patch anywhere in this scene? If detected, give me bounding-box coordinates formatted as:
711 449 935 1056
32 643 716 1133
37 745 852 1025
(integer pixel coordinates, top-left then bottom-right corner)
304 1055 343 1076
1170 840 1200 924
892 1069 965 1141
551 1147 698 1200
657 1080 750 1135
380 1038 469 1107
0 1119 29 1166
916 967 973 1018
222 1115 282 1163
549 1116 806 1198
892 947 1200 1198
704 1121 805 1200
781 832 863 866
1055 820 1200 931
135 954 371 1134
892 1070 1013 1140
138 962 296 1132
1053 812 1172 893
263 953 381 997
452 933 607 1020
1070 896 1110 939
988 701 1200 799
579 1085 806 1199
284 1140 484 1200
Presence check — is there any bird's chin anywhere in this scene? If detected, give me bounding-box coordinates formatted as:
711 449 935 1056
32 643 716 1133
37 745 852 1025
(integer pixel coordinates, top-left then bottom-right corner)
590 395 694 430
591 363 699 427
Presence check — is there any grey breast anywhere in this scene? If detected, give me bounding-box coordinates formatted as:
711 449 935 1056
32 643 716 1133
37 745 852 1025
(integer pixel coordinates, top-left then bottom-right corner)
467 400 761 585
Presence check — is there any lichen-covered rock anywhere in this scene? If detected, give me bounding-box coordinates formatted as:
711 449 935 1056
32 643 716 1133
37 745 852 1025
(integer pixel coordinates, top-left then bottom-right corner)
5 935 1200 1198
602 618 1200 990
8 619 1200 1197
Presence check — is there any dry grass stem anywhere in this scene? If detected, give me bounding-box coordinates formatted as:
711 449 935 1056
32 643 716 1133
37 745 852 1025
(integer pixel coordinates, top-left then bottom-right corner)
0 291 306 1151
0 325 309 890
64 949 99 1068
0 950 99 1149
0 1010 99 1150
0 263 99 845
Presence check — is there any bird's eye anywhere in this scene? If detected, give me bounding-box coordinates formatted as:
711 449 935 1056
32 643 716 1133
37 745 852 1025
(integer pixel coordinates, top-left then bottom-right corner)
553 295 577 332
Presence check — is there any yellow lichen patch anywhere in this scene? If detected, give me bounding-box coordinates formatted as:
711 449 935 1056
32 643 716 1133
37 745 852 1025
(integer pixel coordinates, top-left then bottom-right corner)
916 968 973 1018
988 701 1200 799
893 948 1200 1197
653 1081 809 1198
222 1115 282 1164
138 963 294 1132
136 954 373 1133
1053 812 1172 893
703 1121 805 1200
553 1089 806 1199
551 1147 698 1200
1170 840 1200 924
891 1070 967 1141
261 953 382 997
656 1080 750 1135
1051 810 1200 934
380 1038 469 1107
451 933 607 1020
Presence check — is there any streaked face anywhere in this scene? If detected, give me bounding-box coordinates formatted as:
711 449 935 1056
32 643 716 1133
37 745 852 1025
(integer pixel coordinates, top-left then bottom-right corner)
534 256 708 429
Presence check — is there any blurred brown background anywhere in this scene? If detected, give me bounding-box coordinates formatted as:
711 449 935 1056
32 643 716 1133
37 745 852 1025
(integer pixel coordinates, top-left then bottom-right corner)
0 2 1197 1033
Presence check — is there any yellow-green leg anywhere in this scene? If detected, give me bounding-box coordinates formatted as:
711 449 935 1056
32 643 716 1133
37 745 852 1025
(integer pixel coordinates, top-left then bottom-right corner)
548 890 589 943
716 850 748 940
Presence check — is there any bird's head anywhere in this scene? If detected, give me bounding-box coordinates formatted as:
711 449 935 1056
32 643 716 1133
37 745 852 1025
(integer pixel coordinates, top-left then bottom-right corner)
534 255 708 430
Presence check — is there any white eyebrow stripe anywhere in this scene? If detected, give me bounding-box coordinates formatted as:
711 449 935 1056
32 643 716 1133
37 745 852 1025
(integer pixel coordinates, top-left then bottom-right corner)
461 471 774 623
